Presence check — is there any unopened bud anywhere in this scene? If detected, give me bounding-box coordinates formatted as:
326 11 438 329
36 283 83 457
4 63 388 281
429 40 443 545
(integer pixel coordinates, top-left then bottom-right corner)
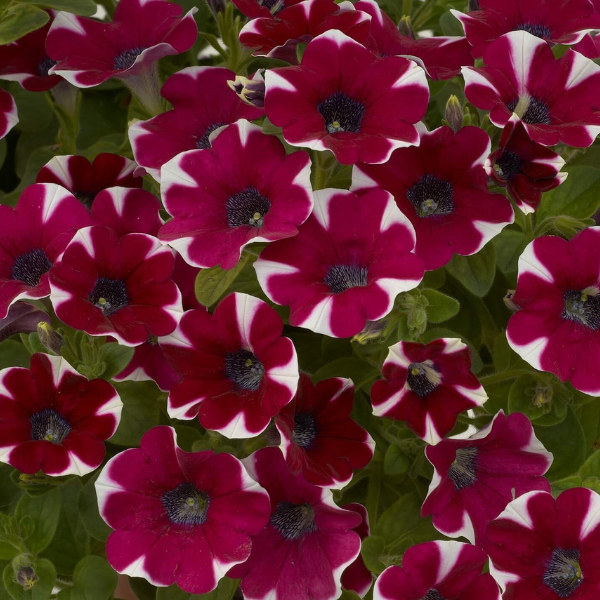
468 0 480 10
352 319 389 345
228 71 265 108
445 95 464 133
504 290 519 312
16 566 37 590
37 322 64 355
205 0 226 18
532 382 553 413
397 15 416 40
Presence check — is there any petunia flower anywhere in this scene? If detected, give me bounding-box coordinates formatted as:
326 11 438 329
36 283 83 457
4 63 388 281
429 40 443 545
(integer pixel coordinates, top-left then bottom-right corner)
232 0 304 19
485 488 600 599
264 29 429 165
160 292 299 438
0 353 121 476
128 67 264 182
159 119 313 270
573 31 600 58
341 503 373 598
0 302 51 344
254 188 424 338
228 447 362 600
370 339 487 445
421 411 552 547
462 30 600 147
0 88 18 140
352 125 514 271
96 426 271 594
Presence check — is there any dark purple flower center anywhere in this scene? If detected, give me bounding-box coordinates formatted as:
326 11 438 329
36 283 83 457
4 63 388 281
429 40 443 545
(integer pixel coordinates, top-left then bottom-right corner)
543 549 582 598
324 264 368 294
421 591 445 600
30 409 71 444
515 23 552 40
407 174 454 218
260 0 285 14
494 150 522 181
563 289 600 330
73 191 97 210
196 122 227 150
11 249 52 287
162 482 211 526
113 47 146 71
507 97 552 125
89 278 129 316
406 361 441 397
292 413 317 449
448 446 478 490
317 91 365 134
225 348 265 391
271 501 317 540
226 187 271 228
37 56 57 77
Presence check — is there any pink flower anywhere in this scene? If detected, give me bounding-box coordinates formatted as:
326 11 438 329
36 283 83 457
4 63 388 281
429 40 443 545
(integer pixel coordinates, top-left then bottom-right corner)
341 503 373 598
0 88 18 140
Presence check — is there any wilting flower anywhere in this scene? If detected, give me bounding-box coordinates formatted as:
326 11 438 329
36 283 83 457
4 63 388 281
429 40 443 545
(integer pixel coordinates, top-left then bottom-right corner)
160 292 298 438
264 29 429 165
341 503 372 598
485 488 600 599
229 447 362 600
0 302 51 344
0 353 121 476
486 116 567 214
49 226 183 347
507 228 600 396
255 188 424 338
275 373 374 488
232 0 304 19
128 67 264 182
463 31 600 147
370 339 487 445
356 0 473 80
353 125 514 271
0 88 18 140
421 411 552 546
96 426 270 594
159 119 313 270
0 183 90 319
374 541 501 600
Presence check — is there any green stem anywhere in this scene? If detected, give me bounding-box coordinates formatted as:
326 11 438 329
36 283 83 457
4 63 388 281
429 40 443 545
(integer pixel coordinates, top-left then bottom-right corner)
402 0 412 16
312 151 335 190
366 462 382 530
121 64 163 117
479 369 531 386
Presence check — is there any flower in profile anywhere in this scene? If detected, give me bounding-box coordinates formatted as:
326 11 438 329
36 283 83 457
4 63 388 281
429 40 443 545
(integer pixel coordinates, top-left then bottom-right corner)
507 228 600 396
159 119 313 270
374 540 501 600
370 339 487 445
96 426 270 594
264 29 429 165
275 373 374 488
0 353 121 476
0 183 90 319
485 488 600 599
0 88 18 140
232 0 304 19
421 411 552 546
341 503 373 598
255 188 424 338
49 226 183 347
462 31 600 147
160 292 298 438
353 125 514 271
229 447 362 600
128 67 264 182
0 302 51 344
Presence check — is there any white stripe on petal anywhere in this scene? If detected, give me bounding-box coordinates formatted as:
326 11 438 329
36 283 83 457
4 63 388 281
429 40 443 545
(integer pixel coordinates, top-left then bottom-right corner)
436 540 464 583
264 69 297 93
350 165 379 192
299 296 335 336
454 384 487 406
253 259 300 303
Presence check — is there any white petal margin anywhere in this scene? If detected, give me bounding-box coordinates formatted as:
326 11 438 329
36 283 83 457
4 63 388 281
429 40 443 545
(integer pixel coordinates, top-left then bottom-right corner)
128 120 162 182
0 89 18 139
38 156 77 189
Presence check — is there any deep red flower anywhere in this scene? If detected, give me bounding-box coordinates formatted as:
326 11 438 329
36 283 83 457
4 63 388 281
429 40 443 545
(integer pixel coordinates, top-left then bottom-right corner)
573 31 600 58
232 0 304 19
341 503 372 598
0 88 18 140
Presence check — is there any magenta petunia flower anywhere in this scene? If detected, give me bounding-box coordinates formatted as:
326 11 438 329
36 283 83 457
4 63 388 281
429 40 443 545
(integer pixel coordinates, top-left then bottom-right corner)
341 503 373 598
370 339 487 445
507 228 600 396
485 116 567 214
255 188 424 338
0 88 18 140
353 125 514 271
128 67 264 182
264 29 429 165
374 540 501 600
232 0 304 19
421 411 552 547
356 0 473 80
462 30 600 147
49 226 183 347
96 426 271 594
0 353 121 476
0 183 90 319
485 488 600 599
160 292 298 438
159 119 313 270
229 447 362 600
275 373 374 489
574 31 600 58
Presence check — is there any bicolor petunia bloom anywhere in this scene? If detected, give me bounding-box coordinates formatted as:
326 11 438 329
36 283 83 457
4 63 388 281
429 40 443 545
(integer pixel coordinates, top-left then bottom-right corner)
275 373 374 488
421 411 552 546
49 226 183 347
264 29 429 165
353 125 514 271
573 31 600 58
485 116 567 214
128 67 264 182
0 88 18 140
462 31 600 147
36 153 143 210
485 488 600 599
507 228 600 396
255 188 424 338
356 0 473 80
374 540 501 600
96 426 271 594
229 447 362 600
232 0 304 19
0 353 121 476
160 292 298 438
370 339 487 445
0 183 90 320
159 119 313 270
341 503 372 598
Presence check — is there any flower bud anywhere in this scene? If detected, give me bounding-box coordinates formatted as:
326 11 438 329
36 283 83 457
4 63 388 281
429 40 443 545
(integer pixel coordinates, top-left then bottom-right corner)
37 322 65 355
15 566 37 590
445 95 464 133
205 0 226 19
397 15 416 40
504 290 519 312
228 71 265 108
352 319 389 345
468 0 480 10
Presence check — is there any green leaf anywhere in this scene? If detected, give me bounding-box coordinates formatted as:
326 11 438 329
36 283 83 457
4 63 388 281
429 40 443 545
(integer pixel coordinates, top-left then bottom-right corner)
553 450 600 493
493 229 530 274
421 289 459 323
383 445 409 476
128 578 156 600
445 242 496 297
195 253 251 307
18 0 97 15
14 489 61 555
492 330 528 373
360 536 386 575
156 577 239 600
78 473 111 543
0 4 48 45
508 374 568 427
2 559 55 600
8 86 53 134
98 343 134 380
68 557 118 600
0 139 7 171
0 465 22 512
0 341 31 369
312 358 378 391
